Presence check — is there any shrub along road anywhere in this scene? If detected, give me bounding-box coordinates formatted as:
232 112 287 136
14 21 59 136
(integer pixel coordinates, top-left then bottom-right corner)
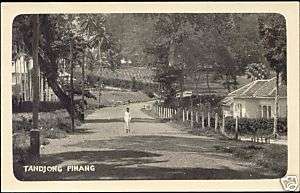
15 101 287 180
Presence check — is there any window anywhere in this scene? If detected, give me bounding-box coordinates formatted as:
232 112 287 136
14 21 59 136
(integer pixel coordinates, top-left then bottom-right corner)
262 105 268 118
262 105 272 119
268 106 272 118
235 103 242 117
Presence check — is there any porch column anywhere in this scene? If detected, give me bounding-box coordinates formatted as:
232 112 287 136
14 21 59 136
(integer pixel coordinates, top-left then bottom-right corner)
186 109 189 121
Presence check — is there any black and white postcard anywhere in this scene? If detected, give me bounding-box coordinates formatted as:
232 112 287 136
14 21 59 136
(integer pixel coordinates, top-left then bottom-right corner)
1 2 299 192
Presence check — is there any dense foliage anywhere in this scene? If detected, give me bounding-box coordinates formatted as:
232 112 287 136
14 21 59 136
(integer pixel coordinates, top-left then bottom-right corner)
224 117 287 136
12 13 287 117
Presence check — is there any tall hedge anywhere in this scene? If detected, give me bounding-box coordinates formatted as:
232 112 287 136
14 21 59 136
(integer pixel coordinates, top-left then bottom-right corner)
224 117 287 136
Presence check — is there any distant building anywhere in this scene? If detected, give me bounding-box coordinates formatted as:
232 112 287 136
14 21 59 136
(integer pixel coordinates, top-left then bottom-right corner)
222 77 287 118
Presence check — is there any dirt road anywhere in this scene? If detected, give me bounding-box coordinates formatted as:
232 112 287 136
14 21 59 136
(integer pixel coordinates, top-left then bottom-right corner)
22 101 277 180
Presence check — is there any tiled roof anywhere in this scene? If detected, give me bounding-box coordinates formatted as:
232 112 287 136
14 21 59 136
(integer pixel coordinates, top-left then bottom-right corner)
229 77 286 98
222 77 287 105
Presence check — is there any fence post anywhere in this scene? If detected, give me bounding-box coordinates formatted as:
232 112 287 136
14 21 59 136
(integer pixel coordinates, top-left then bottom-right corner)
222 114 225 134
182 109 185 122
158 106 160 117
235 116 239 140
208 111 211 128
158 106 161 118
201 112 205 129
214 113 218 132
166 108 168 118
159 106 162 118
196 111 199 123
191 110 194 128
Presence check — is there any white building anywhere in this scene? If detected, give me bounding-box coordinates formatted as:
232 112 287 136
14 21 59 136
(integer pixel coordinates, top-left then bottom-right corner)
12 53 58 102
222 77 287 119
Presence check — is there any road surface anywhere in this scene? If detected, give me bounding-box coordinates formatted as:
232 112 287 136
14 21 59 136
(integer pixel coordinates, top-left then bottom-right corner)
22 101 278 180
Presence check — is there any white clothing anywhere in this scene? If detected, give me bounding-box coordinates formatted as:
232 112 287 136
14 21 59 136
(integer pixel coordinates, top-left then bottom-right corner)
124 111 131 122
124 111 131 132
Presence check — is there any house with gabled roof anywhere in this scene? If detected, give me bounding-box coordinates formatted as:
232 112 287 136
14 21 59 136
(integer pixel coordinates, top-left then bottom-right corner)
222 77 287 119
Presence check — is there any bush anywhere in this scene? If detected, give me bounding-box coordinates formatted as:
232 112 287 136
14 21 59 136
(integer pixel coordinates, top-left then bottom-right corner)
13 110 80 137
224 117 287 136
40 127 67 139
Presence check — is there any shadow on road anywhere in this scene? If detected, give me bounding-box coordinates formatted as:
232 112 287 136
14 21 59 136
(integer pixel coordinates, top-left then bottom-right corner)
67 135 218 154
14 149 273 181
67 128 97 135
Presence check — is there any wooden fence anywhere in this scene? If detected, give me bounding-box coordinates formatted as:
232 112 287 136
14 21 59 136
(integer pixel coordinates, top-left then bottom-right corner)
152 103 272 143
152 103 226 133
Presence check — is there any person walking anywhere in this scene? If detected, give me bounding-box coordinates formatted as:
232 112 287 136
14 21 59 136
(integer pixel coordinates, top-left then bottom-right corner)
124 107 132 133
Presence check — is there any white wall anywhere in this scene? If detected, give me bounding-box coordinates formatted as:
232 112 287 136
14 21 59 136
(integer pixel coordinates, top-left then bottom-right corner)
232 98 287 118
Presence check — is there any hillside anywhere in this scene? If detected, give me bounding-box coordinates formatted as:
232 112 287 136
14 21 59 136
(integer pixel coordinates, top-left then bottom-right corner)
77 66 252 97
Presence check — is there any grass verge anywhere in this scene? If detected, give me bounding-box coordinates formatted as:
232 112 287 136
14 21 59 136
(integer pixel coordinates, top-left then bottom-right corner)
213 140 287 177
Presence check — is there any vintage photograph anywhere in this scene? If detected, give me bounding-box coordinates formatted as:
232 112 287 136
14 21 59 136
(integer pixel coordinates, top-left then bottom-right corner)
12 13 288 181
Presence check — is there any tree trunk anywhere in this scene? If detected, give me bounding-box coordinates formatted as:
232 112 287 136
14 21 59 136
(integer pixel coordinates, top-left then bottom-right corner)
25 59 31 100
206 70 211 94
98 37 103 63
43 74 47 101
82 49 86 114
179 72 184 118
70 42 75 132
168 39 175 67
45 74 74 115
190 96 193 128
273 72 279 136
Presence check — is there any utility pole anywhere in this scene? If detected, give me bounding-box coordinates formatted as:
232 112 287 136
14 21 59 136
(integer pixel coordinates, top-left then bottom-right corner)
273 73 279 138
81 48 86 122
31 14 40 158
70 42 75 132
98 80 103 109
98 37 103 109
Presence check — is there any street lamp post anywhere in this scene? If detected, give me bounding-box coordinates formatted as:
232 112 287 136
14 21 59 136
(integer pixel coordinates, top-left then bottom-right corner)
31 14 40 159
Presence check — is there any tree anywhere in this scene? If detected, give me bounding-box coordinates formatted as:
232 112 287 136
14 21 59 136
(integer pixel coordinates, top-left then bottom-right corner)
258 14 287 136
245 62 270 80
12 14 118 118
